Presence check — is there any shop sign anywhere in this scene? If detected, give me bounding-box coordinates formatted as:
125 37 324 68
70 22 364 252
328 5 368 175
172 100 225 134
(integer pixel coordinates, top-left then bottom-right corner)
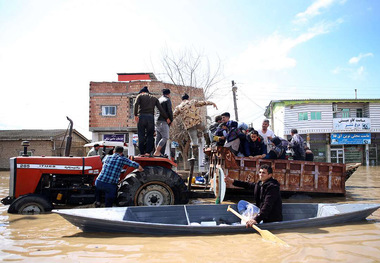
331 133 371 145
333 118 370 130
132 134 138 145
103 134 125 142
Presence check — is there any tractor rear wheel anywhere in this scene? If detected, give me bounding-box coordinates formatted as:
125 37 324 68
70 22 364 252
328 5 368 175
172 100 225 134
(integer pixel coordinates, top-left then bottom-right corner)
8 194 53 214
117 166 189 206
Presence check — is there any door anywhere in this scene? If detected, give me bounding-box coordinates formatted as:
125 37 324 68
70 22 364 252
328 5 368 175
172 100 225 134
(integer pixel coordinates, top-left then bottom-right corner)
331 148 344 163
369 145 377 166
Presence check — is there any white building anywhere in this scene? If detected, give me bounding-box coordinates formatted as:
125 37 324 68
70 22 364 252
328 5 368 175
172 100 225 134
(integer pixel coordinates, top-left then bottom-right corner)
264 99 380 165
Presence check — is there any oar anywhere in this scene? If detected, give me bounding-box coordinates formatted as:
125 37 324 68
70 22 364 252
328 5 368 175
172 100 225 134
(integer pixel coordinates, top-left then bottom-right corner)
227 205 288 246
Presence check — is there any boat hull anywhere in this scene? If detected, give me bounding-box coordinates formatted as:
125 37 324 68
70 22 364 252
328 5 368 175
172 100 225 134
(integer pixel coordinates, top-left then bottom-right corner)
54 203 380 235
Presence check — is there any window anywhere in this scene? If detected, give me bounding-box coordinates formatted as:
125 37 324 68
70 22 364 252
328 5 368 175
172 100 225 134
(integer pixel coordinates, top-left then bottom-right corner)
129 98 134 119
356 109 363 118
311 111 321 120
102 106 116 116
298 112 308 121
342 108 349 118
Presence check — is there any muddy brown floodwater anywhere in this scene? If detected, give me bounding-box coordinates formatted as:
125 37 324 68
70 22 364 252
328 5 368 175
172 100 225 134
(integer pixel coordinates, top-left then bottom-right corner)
1 167 380 263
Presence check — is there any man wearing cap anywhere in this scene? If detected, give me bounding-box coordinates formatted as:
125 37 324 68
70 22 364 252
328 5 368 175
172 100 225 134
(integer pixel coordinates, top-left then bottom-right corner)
173 93 217 158
134 86 170 156
224 164 283 226
154 88 173 157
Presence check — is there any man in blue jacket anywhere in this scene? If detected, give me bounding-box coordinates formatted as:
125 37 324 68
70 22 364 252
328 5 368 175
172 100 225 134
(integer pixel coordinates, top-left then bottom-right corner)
95 146 143 207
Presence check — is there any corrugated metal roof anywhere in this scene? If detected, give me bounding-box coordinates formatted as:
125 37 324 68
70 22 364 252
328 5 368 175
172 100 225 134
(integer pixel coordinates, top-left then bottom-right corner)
0 129 89 142
265 98 380 117
272 98 380 102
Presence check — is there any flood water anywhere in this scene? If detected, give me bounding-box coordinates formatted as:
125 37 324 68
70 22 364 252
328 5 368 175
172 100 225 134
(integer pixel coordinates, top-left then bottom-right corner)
1 167 380 263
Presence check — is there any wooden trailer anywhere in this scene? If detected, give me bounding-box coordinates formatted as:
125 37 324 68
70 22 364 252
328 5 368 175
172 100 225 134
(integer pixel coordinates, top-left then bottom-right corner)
207 147 361 195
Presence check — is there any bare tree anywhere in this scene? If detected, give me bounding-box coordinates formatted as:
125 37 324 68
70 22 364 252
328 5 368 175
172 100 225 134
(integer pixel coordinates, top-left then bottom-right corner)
160 47 223 169
160 47 223 100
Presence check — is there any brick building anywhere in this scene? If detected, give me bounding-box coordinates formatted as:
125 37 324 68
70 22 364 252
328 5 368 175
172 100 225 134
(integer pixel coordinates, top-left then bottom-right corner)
89 73 207 158
0 129 90 170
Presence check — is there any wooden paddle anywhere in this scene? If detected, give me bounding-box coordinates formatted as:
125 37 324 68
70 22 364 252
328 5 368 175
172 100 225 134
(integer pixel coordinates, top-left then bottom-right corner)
227 205 288 246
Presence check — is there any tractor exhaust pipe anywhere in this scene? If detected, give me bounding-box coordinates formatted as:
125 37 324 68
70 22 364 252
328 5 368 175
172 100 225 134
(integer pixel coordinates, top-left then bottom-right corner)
64 117 73 157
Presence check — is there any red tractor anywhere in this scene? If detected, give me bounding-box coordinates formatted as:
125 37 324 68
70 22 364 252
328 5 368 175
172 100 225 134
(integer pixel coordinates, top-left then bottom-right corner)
1 120 189 216
1 153 189 214
1 118 189 214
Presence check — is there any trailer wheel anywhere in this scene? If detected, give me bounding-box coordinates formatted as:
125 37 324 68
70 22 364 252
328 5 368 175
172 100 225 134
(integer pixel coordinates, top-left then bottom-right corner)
117 166 189 206
8 194 53 215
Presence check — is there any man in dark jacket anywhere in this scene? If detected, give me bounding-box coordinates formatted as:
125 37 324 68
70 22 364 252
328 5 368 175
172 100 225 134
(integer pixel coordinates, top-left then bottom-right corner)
154 88 173 156
225 164 282 226
289 128 306 160
134 86 170 156
243 129 267 158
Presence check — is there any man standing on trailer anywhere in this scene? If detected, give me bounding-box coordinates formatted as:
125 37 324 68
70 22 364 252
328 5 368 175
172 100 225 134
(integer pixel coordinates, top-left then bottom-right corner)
95 146 143 207
134 86 171 156
173 93 217 158
154 88 173 157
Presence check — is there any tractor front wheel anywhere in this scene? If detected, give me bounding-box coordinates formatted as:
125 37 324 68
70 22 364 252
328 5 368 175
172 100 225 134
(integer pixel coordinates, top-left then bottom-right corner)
8 194 53 215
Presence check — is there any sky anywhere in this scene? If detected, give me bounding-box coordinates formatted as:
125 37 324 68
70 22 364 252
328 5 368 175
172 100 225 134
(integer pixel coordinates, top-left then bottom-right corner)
1 0 379 139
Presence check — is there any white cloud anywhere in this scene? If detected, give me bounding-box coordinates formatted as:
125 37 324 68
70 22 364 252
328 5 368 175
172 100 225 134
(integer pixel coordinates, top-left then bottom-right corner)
348 53 374 64
350 66 366 80
332 65 367 81
294 0 341 24
227 21 333 74
357 66 365 75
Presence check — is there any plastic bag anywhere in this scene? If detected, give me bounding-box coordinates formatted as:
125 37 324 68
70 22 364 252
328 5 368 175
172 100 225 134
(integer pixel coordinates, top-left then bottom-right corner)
238 200 260 224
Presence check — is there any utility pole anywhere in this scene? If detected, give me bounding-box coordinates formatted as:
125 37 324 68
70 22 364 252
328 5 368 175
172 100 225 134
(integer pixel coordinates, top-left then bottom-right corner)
232 80 239 121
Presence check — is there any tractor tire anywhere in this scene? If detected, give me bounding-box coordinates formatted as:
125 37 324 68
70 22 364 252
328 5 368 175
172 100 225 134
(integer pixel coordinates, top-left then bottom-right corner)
8 194 53 215
117 166 189 206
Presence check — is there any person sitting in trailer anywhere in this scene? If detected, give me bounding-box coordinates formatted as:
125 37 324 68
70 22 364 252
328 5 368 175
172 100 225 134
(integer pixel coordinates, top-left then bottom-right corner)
221 121 240 154
305 147 314 161
213 113 238 152
288 128 306 160
263 136 286 160
208 115 223 145
213 123 227 146
243 129 267 158
237 122 249 156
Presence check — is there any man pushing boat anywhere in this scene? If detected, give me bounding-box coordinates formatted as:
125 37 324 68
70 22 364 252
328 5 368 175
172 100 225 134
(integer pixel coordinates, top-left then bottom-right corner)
224 164 283 227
